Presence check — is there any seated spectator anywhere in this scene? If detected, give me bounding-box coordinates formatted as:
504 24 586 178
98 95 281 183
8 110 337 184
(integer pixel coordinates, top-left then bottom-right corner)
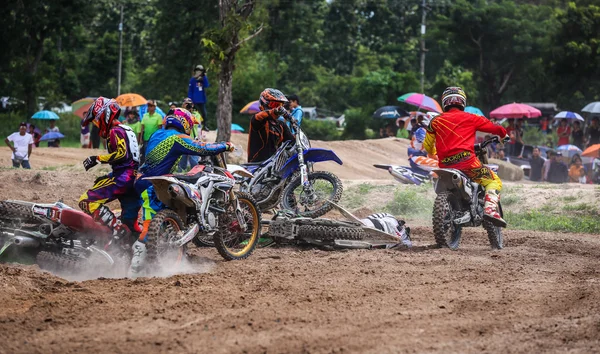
529 147 545 182
546 152 568 183
568 154 585 183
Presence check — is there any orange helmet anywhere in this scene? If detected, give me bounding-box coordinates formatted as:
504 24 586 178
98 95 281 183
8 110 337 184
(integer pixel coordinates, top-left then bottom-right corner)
259 88 288 111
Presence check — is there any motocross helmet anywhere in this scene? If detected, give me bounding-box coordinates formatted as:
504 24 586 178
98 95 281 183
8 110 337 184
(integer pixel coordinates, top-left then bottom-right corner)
164 108 194 135
259 88 288 111
441 86 467 112
83 97 121 139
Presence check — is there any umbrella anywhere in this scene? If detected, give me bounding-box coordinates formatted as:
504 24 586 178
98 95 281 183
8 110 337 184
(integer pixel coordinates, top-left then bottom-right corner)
115 93 147 107
555 111 584 121
556 144 583 158
582 102 600 114
582 144 600 158
139 105 166 119
39 132 65 142
397 93 442 113
32 110 60 120
231 123 245 132
372 106 409 119
465 106 484 116
71 97 95 118
240 100 260 114
489 103 541 119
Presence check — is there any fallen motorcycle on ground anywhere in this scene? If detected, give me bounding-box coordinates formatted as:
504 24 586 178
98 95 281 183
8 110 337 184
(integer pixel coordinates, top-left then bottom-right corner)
0 200 135 278
431 137 505 250
237 115 343 218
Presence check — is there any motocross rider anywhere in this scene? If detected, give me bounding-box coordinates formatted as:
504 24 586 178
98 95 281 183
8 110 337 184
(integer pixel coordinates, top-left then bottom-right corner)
423 87 508 227
247 88 295 163
131 108 234 275
79 97 141 237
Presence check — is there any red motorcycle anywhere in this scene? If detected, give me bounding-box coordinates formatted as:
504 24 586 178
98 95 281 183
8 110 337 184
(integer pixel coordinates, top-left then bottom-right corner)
0 200 135 278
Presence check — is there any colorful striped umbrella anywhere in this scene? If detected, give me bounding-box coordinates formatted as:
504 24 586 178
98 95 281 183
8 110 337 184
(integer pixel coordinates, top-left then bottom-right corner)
240 100 260 114
397 93 442 113
71 97 96 118
490 103 541 119
554 111 584 121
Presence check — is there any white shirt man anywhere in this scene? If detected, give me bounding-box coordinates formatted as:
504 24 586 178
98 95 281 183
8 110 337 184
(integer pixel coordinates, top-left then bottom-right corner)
5 123 34 169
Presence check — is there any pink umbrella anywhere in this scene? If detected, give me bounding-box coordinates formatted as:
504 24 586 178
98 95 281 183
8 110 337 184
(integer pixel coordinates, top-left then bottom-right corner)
490 103 541 119
397 93 443 113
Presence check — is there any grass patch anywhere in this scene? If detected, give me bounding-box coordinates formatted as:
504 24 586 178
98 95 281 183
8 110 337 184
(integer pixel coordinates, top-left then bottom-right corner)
506 210 600 234
385 186 433 218
357 183 374 194
562 203 598 215
560 195 578 203
540 204 556 212
502 194 520 206
41 166 59 171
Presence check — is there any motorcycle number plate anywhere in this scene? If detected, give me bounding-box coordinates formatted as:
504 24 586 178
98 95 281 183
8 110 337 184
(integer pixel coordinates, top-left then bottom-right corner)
32 206 60 222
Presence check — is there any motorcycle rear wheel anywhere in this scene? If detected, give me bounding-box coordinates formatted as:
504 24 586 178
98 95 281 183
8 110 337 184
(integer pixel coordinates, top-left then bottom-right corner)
146 209 187 270
279 171 343 218
213 192 261 261
432 192 463 250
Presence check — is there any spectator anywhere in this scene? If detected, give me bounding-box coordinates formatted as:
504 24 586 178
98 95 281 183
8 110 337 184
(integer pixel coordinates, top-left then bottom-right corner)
571 121 584 150
396 120 409 139
81 122 91 148
484 134 497 158
556 119 571 147
540 117 549 135
28 124 41 147
45 119 60 147
187 64 209 121
496 148 506 161
505 120 516 156
5 122 33 169
545 137 554 149
585 117 600 147
529 147 545 182
90 124 101 149
284 94 303 134
513 119 524 157
169 102 177 111
140 99 163 161
546 151 568 183
568 154 585 183
123 110 142 143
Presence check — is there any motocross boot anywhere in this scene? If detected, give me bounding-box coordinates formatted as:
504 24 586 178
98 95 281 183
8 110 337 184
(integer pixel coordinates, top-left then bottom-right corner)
92 205 131 238
128 240 147 277
483 190 507 228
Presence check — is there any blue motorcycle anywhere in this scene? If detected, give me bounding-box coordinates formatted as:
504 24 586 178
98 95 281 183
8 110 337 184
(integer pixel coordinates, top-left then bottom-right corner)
238 116 343 218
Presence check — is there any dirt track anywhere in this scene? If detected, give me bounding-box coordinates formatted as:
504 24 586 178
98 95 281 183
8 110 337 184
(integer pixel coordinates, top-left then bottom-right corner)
0 227 599 353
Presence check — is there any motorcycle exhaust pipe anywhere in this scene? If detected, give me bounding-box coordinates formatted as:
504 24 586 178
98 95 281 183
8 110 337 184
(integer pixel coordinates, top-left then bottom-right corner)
168 184 195 207
12 236 40 248
451 174 471 201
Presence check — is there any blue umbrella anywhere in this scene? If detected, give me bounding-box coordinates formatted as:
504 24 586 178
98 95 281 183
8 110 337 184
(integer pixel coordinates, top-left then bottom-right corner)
32 110 60 120
39 132 65 142
465 106 484 116
138 104 166 119
372 106 410 119
554 111 584 121
231 123 245 132
556 144 583 158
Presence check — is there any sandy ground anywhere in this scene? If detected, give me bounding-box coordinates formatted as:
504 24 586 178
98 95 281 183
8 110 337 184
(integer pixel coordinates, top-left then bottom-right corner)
1 136 599 353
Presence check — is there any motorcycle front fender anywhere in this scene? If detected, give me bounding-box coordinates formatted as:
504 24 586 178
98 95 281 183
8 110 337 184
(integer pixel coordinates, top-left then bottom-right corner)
280 148 343 179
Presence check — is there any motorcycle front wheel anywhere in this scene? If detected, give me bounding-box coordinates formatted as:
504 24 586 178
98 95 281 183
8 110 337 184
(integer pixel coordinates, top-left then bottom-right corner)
213 192 261 261
432 192 463 250
279 171 343 218
145 209 187 270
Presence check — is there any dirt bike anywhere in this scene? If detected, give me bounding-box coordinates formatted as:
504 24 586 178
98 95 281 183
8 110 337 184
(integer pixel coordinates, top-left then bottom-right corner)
0 201 136 277
143 151 261 263
431 137 505 250
238 114 343 218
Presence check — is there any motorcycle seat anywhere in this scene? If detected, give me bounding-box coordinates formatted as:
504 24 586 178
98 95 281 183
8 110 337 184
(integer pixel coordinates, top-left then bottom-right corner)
241 162 263 167
173 165 206 183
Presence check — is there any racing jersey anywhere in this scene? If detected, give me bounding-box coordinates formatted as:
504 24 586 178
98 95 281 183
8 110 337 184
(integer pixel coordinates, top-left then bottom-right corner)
98 125 139 171
423 108 506 167
139 129 227 177
247 109 295 163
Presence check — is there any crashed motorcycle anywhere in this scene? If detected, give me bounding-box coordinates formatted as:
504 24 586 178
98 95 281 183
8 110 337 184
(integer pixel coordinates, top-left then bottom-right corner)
431 137 505 250
0 200 136 277
144 151 261 262
238 115 343 218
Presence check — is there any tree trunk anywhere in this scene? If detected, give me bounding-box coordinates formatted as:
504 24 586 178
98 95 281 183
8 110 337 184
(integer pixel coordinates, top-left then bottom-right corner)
215 56 234 142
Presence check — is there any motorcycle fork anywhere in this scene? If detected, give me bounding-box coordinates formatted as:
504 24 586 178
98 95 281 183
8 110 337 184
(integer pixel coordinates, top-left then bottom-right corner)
229 190 248 232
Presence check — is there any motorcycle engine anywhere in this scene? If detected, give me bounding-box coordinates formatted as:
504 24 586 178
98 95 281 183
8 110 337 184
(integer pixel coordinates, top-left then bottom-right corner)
251 182 276 202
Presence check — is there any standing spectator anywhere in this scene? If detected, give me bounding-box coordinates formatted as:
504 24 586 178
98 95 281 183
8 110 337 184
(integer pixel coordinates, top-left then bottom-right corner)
571 121 584 150
45 119 60 147
496 148 507 161
123 110 142 143
5 122 33 169
556 119 571 147
540 117 549 135
90 124 101 149
529 147 545 182
187 64 209 121
28 124 41 147
396 120 409 139
283 94 303 134
140 100 163 161
568 154 585 183
169 102 177 111
505 120 516 156
513 119 524 157
585 117 600 147
81 122 91 148
546 152 568 183
483 135 497 158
